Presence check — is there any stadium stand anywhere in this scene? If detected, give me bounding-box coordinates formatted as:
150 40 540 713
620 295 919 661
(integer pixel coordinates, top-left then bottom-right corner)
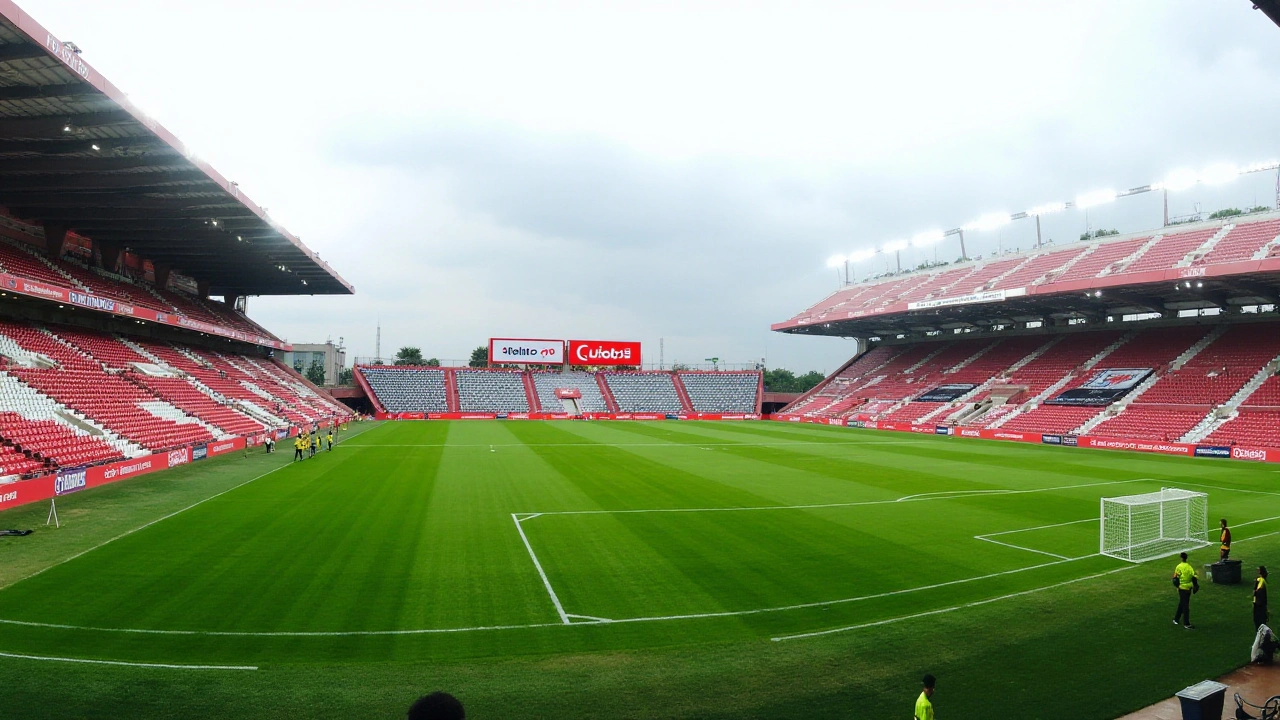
604 372 685 413
677 372 760 413
533 371 609 413
361 367 450 413
456 370 530 413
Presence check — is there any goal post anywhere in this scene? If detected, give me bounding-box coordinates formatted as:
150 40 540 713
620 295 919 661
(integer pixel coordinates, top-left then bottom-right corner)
1100 488 1209 563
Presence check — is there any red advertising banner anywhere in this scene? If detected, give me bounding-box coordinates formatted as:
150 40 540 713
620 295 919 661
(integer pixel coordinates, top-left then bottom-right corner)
568 340 642 366
0 271 290 351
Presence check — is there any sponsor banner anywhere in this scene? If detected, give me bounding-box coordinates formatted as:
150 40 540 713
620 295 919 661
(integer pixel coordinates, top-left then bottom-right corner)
496 413 509 419
207 438 244 457
848 420 866 428
830 418 847 426
1062 435 1079 447
554 388 582 399
906 287 1022 311
1078 437 1193 456
166 447 192 468
54 467 87 495
1232 446 1270 462
917 384 978 403
489 338 565 365
569 340 642 366
0 271 291 351
959 428 982 438
935 426 951 435
192 444 209 461
1042 434 1062 445
1047 369 1153 406
1194 445 1232 459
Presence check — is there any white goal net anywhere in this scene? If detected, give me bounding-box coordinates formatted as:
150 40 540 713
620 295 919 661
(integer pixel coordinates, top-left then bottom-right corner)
1100 488 1209 563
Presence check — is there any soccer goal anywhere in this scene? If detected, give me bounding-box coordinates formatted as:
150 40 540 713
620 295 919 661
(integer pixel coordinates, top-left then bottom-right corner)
1100 488 1209 563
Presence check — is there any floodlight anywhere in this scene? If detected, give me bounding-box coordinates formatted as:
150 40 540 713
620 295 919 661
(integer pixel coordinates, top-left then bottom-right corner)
1026 202 1066 216
1075 189 1117 209
911 230 945 247
826 254 846 268
90 144 100 152
882 239 909 253
1200 163 1238 186
962 213 1012 232
1157 168 1198 192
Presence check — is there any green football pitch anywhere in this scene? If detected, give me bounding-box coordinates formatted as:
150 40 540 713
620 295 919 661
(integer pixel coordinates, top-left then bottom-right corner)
1 420 1279 718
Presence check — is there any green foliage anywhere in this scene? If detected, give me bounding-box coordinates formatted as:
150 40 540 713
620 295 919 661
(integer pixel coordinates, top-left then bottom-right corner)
1249 205 1272 213
1079 229 1120 241
1208 208 1243 219
764 368 826 393
393 346 424 366
425 358 441 367
337 368 354 385
304 359 326 385
469 345 489 368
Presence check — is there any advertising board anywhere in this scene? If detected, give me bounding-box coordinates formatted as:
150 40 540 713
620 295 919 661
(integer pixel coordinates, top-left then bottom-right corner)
489 338 565 364
568 340 642 366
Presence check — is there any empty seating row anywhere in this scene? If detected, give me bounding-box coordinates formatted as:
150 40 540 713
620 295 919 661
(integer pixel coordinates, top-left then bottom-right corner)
604 373 682 413
678 372 758 412
532 371 608 412
362 367 449 413
456 370 529 412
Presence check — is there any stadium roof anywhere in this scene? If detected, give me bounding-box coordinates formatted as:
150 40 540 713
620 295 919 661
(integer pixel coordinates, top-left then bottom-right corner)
774 212 1280 340
0 0 353 297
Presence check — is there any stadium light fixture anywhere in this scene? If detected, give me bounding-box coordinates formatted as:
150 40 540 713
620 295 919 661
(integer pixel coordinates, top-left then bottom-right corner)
911 230 945 247
1026 202 1066 216
961 213 1011 233
90 143 100 152
1200 163 1239 186
1075 189 1117 209
882 239 909 253
1155 168 1198 192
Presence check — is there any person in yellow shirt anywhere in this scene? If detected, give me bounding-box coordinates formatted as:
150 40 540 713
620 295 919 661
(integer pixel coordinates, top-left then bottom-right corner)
326 430 334 451
1255 566 1269 630
1173 552 1199 629
914 674 936 720
1220 519 1232 562
293 435 305 462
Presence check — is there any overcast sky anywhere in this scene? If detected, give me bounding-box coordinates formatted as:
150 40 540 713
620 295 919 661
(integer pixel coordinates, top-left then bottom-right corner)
21 0 1280 372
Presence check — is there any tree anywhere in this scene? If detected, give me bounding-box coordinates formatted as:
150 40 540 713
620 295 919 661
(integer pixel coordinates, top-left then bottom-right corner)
337 368 354 385
425 358 441 367
1249 205 1271 214
305 359 326 385
763 368 826 393
795 371 825 393
468 345 488 368
394 346 424 366
1209 208 1243 220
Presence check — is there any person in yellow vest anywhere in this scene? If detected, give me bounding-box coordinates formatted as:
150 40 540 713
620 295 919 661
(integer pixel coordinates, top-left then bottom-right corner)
1220 519 1232 562
293 434 305 462
1255 566 1269 630
1173 552 1199 629
326 429 334 451
914 674 936 720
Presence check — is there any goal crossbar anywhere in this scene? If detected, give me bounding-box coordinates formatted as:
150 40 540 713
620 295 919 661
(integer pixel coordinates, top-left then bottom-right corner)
1100 487 1209 564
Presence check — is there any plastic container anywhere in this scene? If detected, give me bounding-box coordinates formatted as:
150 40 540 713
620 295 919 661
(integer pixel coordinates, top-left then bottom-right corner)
1176 680 1227 720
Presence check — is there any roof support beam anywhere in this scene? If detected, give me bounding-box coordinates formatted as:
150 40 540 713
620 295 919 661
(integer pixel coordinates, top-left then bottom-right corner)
0 45 51 63
0 110 136 138
0 83 99 101
0 155 187 173
0 192 243 209
0 136 167 155
0 169 208 191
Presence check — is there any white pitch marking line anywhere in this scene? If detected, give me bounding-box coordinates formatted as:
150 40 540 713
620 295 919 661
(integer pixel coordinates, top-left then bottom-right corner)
1181 482 1280 499
896 489 1015 502
522 478 1152 518
566 614 613 624
511 513 570 625
0 554 1110 637
770 566 1134 642
0 650 257 671
980 517 1098 537
974 535 1071 560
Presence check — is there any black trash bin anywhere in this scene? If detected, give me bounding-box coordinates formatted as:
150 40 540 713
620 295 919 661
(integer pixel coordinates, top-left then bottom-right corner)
1176 680 1227 720
1205 560 1242 585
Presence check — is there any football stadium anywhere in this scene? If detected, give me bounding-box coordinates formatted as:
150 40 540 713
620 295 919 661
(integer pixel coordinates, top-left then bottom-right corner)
4 2 1280 719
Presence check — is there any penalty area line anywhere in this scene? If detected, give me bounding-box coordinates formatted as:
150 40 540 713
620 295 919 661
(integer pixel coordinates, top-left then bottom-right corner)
0 650 256 671
512 514 571 625
770 565 1134 642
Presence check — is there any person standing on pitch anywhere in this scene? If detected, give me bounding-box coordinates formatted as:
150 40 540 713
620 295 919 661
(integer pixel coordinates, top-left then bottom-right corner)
914 674 936 720
293 434 305 462
1220 519 1232 562
1256 566 1269 629
1173 552 1199 629
326 429 334 451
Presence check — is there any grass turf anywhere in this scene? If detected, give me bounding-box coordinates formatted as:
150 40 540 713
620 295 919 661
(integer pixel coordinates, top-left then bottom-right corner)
0 419 1277 718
